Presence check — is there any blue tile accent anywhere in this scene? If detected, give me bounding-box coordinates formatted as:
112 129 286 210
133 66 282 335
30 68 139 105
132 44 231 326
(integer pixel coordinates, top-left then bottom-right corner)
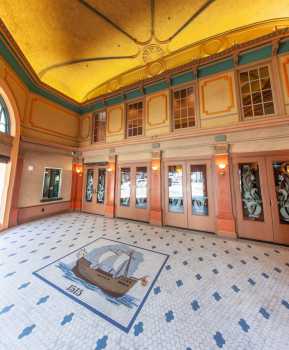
176 280 183 287
191 300 200 311
18 282 31 289
239 319 250 333
171 71 195 86
259 307 270 319
248 278 256 286
212 268 219 274
262 273 269 279
125 89 144 100
0 304 14 315
213 331 226 348
36 295 50 305
18 324 36 339
232 285 240 293
281 300 289 310
95 335 108 350
165 310 174 322
134 322 144 336
195 274 202 280
213 292 222 301
60 313 74 326
144 81 169 94
279 40 289 54
154 286 161 295
4 271 16 278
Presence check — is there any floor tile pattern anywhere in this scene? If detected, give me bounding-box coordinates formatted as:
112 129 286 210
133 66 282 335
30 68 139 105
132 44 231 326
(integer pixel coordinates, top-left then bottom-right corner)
0 213 289 350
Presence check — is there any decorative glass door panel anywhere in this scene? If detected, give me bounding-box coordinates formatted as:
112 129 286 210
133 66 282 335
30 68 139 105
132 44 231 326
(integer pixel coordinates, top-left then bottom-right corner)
266 156 289 245
85 169 94 202
82 165 107 215
190 164 208 216
168 165 184 213
135 167 148 209
239 163 264 222
116 163 150 222
120 168 131 207
272 161 289 224
96 168 106 204
233 157 273 242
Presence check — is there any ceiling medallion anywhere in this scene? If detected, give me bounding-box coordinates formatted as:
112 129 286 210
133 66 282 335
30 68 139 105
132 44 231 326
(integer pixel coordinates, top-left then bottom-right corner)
142 44 165 64
145 60 166 78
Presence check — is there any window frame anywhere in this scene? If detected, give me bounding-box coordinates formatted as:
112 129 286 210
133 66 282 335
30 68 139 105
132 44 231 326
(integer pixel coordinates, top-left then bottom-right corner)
0 95 10 135
237 61 277 121
170 83 197 132
91 109 107 144
125 98 145 139
41 167 63 202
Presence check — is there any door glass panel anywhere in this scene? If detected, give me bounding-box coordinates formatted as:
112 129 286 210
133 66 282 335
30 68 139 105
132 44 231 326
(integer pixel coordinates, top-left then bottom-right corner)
190 164 208 216
85 169 94 202
120 168 131 207
136 167 148 209
168 165 184 213
239 163 264 221
273 161 289 224
96 168 106 204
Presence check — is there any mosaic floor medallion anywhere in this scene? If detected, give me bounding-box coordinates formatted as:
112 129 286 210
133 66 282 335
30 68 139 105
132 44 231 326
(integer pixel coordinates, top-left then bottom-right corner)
33 237 169 332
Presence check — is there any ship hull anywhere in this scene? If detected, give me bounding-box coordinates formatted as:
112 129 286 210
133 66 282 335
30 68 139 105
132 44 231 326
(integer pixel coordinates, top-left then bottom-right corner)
72 257 138 298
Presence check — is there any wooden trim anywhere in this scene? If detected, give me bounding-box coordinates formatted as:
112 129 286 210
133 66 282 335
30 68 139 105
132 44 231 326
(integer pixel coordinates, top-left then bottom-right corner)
282 56 289 98
146 92 168 127
107 105 123 134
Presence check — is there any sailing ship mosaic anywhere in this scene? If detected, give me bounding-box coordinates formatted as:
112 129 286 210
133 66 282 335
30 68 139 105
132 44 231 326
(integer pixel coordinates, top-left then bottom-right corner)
33 238 169 332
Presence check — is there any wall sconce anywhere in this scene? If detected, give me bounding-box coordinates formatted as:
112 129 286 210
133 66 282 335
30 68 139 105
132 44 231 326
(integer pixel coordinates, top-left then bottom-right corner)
152 165 159 171
27 165 34 172
107 167 113 172
218 162 226 176
75 165 83 174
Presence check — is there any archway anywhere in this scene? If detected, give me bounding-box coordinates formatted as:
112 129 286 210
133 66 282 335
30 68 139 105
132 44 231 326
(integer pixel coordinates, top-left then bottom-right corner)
0 77 20 230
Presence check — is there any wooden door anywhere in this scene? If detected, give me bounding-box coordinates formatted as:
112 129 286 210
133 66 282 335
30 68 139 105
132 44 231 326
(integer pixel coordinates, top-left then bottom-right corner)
233 156 273 241
163 161 188 228
116 163 150 222
187 160 215 232
266 155 289 245
82 165 106 215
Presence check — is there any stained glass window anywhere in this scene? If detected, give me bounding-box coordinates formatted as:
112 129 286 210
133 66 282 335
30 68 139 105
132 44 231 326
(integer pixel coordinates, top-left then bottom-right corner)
96 168 106 204
0 95 9 134
273 161 289 224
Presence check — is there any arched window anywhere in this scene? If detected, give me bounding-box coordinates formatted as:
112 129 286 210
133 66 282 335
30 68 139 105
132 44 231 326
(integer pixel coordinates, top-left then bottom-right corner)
0 95 10 134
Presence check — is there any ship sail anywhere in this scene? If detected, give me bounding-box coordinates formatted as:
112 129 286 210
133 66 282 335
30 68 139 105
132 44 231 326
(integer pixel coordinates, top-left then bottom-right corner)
112 254 129 277
98 251 117 264
90 250 118 270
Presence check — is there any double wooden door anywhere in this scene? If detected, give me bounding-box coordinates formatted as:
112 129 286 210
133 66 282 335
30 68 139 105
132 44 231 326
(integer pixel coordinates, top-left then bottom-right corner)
116 163 150 222
163 159 215 232
233 154 289 244
82 165 107 215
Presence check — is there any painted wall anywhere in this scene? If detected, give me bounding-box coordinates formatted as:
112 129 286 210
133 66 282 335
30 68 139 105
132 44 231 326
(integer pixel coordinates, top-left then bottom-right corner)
0 57 79 148
18 150 72 208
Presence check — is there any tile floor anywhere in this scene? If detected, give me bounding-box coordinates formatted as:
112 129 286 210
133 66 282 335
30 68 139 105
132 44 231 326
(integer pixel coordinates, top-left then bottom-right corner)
0 212 289 350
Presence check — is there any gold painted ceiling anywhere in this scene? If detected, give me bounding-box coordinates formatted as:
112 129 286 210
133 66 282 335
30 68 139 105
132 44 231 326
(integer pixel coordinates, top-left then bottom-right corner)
1 0 289 103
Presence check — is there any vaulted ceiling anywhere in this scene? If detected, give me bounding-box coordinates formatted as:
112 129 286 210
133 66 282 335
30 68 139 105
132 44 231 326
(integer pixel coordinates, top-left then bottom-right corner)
1 0 289 103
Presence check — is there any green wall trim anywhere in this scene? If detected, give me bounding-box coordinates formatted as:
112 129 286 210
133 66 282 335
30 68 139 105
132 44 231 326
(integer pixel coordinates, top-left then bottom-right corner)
171 71 195 86
0 31 286 116
197 59 234 78
238 45 272 65
0 35 81 113
125 89 144 100
278 40 289 54
105 95 124 106
144 81 169 94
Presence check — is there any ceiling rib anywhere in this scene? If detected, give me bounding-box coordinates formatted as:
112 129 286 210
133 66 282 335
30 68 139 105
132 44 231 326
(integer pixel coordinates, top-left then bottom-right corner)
155 0 216 43
38 54 139 78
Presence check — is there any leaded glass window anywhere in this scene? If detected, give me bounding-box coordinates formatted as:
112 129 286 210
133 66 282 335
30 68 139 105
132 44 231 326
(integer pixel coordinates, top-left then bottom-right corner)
172 86 195 130
239 65 275 119
0 95 9 134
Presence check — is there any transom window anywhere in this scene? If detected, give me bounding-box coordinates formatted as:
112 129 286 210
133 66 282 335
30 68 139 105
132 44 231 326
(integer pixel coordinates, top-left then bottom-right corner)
92 111 106 143
240 65 275 119
0 95 9 134
42 168 62 201
126 101 143 137
172 86 195 130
